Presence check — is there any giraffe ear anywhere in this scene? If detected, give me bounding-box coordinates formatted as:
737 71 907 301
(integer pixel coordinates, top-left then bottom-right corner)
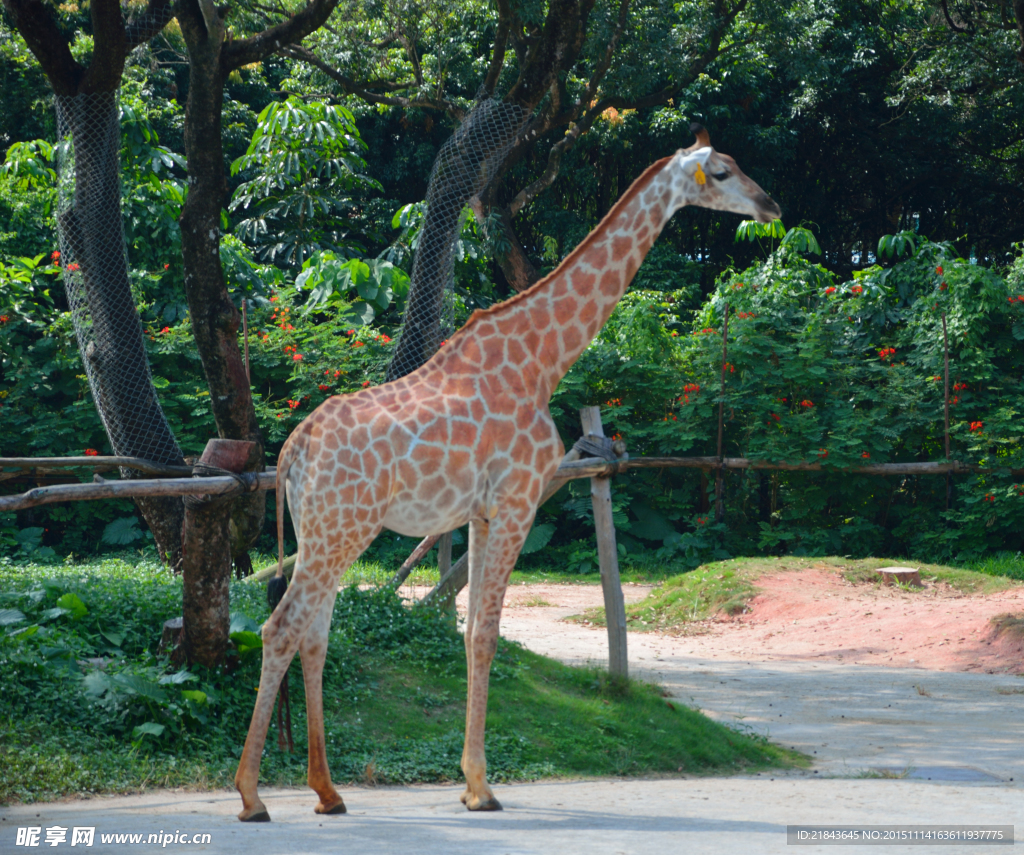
687 122 711 151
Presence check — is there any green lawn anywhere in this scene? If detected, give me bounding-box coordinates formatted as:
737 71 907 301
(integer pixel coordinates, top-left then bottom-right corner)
0 554 798 805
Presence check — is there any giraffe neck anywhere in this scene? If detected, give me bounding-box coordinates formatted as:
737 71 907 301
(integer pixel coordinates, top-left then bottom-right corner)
445 155 694 403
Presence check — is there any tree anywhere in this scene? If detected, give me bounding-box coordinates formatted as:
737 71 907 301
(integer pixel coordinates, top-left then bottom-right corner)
286 0 761 291
2 0 187 563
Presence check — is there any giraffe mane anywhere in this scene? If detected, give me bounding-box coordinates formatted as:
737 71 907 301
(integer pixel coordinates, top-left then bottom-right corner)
453 155 674 339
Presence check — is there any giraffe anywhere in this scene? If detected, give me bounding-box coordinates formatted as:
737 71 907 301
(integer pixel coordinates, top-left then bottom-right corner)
234 125 781 822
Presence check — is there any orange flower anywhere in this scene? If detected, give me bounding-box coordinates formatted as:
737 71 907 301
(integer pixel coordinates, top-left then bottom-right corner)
935 265 943 275
970 421 983 432
800 399 813 408
292 353 303 361
270 295 279 302
849 285 863 295
362 380 371 387
67 262 80 272
84 448 99 456
0 315 9 324
861 452 870 458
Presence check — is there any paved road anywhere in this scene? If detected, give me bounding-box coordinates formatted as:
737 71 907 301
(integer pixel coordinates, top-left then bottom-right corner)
3 607 1022 854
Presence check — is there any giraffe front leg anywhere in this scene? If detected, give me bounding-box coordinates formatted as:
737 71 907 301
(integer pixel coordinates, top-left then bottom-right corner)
300 590 347 815
459 512 528 811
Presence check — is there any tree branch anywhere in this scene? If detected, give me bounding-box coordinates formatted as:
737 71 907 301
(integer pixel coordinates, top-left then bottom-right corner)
125 0 176 49
280 44 464 118
222 0 341 70
483 0 512 94
2 0 84 95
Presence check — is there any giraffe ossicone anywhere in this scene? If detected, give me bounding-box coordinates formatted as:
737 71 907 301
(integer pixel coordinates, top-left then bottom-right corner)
233 125 780 822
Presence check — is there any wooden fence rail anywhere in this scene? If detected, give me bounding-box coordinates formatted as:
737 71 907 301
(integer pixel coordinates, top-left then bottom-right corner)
3 457 1020 513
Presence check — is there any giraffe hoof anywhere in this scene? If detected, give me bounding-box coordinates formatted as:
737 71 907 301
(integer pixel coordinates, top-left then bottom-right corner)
459 788 470 805
315 797 347 815
238 807 271 823
465 795 503 812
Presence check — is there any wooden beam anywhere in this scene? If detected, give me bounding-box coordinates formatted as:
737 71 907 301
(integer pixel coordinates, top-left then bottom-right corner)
580 406 628 679
0 456 194 476
388 534 442 588
1 455 1017 514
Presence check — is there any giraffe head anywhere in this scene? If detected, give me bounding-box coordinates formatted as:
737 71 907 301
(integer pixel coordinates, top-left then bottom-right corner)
671 123 781 224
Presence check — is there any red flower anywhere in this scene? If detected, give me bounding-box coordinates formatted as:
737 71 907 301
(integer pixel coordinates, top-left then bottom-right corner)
346 329 355 336
67 262 80 272
800 399 814 408
776 397 787 403
953 382 968 392
163 263 170 270
441 340 448 346
352 341 364 348
51 250 60 262
84 448 99 456
292 353 303 361
683 384 700 393
1018 295 1024 302
362 380 371 387
878 347 896 361
270 296 279 302
817 448 828 458
334 370 341 378
849 285 863 295
970 421 983 432
318 384 330 392
696 516 707 526
984 493 995 503
378 334 392 343
160 326 170 334
284 345 295 353
724 362 735 373
936 266 943 275
670 330 679 337
769 412 780 422
862 452 871 458
0 315 9 324
950 395 960 405
939 282 946 291
824 286 836 295
287 399 300 409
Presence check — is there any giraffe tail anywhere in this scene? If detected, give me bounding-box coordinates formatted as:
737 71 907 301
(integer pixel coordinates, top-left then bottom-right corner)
267 439 295 612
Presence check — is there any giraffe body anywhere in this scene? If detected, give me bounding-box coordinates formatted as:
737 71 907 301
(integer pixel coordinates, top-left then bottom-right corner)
235 132 781 821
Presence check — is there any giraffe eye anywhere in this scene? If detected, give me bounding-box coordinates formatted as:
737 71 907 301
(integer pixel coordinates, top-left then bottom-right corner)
711 170 730 181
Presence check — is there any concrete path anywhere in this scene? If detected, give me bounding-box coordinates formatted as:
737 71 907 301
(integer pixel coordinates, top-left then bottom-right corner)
1 778 1020 855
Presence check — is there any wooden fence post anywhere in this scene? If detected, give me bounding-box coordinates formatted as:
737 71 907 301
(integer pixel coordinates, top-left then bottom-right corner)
942 312 952 511
435 531 455 616
716 303 730 524
580 406 628 679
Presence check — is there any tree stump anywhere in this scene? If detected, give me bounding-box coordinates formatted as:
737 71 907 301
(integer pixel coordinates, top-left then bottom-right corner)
160 616 183 654
877 566 922 587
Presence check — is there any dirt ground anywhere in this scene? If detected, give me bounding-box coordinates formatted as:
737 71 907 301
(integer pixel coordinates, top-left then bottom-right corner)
406 565 1024 675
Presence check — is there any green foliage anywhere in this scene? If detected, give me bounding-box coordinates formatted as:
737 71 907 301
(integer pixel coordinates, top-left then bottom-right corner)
0 555 793 802
230 98 381 266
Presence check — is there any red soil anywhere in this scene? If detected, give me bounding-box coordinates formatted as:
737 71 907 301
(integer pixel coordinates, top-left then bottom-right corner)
693 566 1024 674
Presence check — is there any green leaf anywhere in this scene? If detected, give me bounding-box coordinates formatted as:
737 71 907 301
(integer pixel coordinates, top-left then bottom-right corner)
180 689 207 704
229 613 260 635
101 517 144 546
55 592 88 619
0 608 27 627
158 668 197 685
83 670 113 697
113 673 168 702
132 721 166 740
100 630 124 647
629 503 677 541
521 522 556 555
230 630 264 655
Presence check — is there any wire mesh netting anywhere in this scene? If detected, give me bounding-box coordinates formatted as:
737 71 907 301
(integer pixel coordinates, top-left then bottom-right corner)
386 97 526 381
55 92 184 471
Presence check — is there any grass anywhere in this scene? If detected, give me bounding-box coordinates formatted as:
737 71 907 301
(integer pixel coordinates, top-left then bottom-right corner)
0 552 798 805
573 556 1023 635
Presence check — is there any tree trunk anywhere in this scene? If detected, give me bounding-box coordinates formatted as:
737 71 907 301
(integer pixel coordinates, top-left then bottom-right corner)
55 91 186 563
180 439 255 666
178 10 266 564
492 206 540 293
